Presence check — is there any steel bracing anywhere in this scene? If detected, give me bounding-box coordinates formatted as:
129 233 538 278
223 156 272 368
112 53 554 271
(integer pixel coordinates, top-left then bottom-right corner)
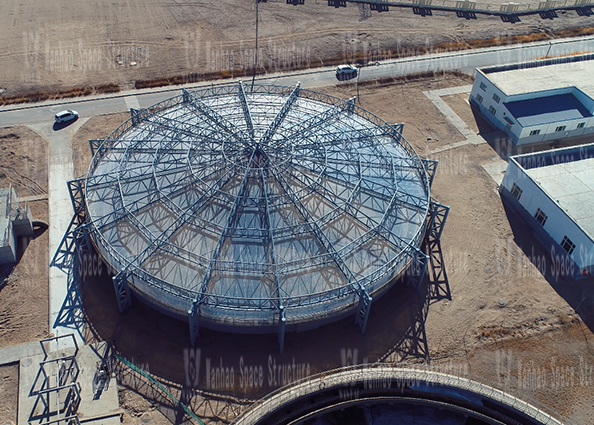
73 82 438 349
426 199 451 300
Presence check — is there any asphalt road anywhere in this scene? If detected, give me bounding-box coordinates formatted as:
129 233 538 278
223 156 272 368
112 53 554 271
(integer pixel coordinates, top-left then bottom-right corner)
1 35 594 127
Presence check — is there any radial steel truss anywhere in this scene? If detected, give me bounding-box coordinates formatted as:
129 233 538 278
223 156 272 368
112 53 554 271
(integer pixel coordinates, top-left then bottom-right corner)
67 82 442 350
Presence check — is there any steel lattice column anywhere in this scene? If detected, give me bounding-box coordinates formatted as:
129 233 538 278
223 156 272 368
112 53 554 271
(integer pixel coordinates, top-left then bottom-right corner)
426 200 451 300
408 247 429 291
113 272 132 313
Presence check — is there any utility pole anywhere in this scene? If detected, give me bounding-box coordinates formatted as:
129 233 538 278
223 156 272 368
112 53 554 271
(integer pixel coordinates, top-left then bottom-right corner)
356 67 361 104
251 0 260 91
545 41 553 59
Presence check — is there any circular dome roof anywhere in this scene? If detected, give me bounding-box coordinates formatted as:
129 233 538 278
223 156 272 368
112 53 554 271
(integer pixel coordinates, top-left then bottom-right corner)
84 83 431 329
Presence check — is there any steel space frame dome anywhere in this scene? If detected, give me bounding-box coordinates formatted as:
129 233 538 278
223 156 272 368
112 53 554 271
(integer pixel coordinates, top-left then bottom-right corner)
82 82 437 348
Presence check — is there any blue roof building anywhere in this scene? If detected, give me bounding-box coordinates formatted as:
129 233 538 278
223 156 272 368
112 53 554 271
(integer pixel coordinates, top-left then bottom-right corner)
470 54 594 147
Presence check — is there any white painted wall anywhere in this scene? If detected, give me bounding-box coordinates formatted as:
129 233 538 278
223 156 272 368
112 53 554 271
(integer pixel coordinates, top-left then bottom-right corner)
471 70 594 146
501 159 594 270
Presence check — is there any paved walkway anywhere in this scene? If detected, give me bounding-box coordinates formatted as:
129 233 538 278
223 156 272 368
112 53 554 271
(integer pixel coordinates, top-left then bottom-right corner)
27 118 89 344
422 85 486 155
17 339 121 425
0 341 43 365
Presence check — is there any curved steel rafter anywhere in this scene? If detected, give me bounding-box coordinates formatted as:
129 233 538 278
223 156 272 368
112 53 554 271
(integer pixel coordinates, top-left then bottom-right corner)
259 83 300 146
189 148 258 344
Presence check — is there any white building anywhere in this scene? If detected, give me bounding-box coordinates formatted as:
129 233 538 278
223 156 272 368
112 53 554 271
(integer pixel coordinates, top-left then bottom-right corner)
470 54 594 146
500 143 594 279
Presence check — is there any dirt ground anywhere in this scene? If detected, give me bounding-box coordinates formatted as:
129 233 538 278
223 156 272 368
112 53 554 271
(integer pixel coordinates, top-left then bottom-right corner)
69 74 594 424
0 127 50 348
72 112 130 178
2 0 594 95
0 363 18 425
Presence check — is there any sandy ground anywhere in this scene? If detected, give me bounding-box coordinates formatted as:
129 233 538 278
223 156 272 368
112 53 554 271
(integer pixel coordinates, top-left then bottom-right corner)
72 112 130 178
0 363 18 425
0 127 50 348
1 1 594 94
0 127 47 196
67 74 594 424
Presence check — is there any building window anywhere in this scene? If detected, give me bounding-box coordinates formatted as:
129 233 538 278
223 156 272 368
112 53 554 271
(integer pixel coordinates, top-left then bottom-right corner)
561 236 576 255
555 125 566 132
479 82 487 91
476 94 483 104
488 105 497 115
577 122 585 129
534 208 547 226
511 183 522 200
493 93 501 103
530 129 541 136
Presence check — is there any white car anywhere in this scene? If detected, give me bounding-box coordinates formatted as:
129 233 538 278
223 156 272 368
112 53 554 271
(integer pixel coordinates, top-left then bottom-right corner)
54 110 79 123
335 64 358 80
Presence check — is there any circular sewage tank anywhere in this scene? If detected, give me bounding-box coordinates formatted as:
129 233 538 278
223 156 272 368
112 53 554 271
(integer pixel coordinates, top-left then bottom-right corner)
83 83 431 333
232 365 566 425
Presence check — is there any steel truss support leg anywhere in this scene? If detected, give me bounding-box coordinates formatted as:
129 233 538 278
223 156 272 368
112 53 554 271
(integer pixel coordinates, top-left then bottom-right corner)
346 97 356 113
52 178 90 271
354 288 372 333
278 306 286 354
427 238 451 300
408 247 429 291
67 178 86 217
426 200 451 300
51 216 80 271
392 123 404 135
113 272 132 314
73 225 91 256
422 159 438 188
89 139 103 156
72 225 92 282
427 199 450 242
188 300 199 347
129 108 142 125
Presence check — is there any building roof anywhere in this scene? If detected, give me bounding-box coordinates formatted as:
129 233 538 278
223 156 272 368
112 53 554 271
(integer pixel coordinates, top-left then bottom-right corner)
504 93 592 127
516 143 594 241
483 55 594 98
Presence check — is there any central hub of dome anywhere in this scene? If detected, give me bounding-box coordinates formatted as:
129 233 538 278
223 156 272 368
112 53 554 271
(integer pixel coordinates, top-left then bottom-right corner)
221 136 296 175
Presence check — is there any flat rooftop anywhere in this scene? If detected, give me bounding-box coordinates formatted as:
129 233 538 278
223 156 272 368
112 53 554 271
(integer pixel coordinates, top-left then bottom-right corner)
482 55 594 98
515 143 594 241
504 93 592 127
